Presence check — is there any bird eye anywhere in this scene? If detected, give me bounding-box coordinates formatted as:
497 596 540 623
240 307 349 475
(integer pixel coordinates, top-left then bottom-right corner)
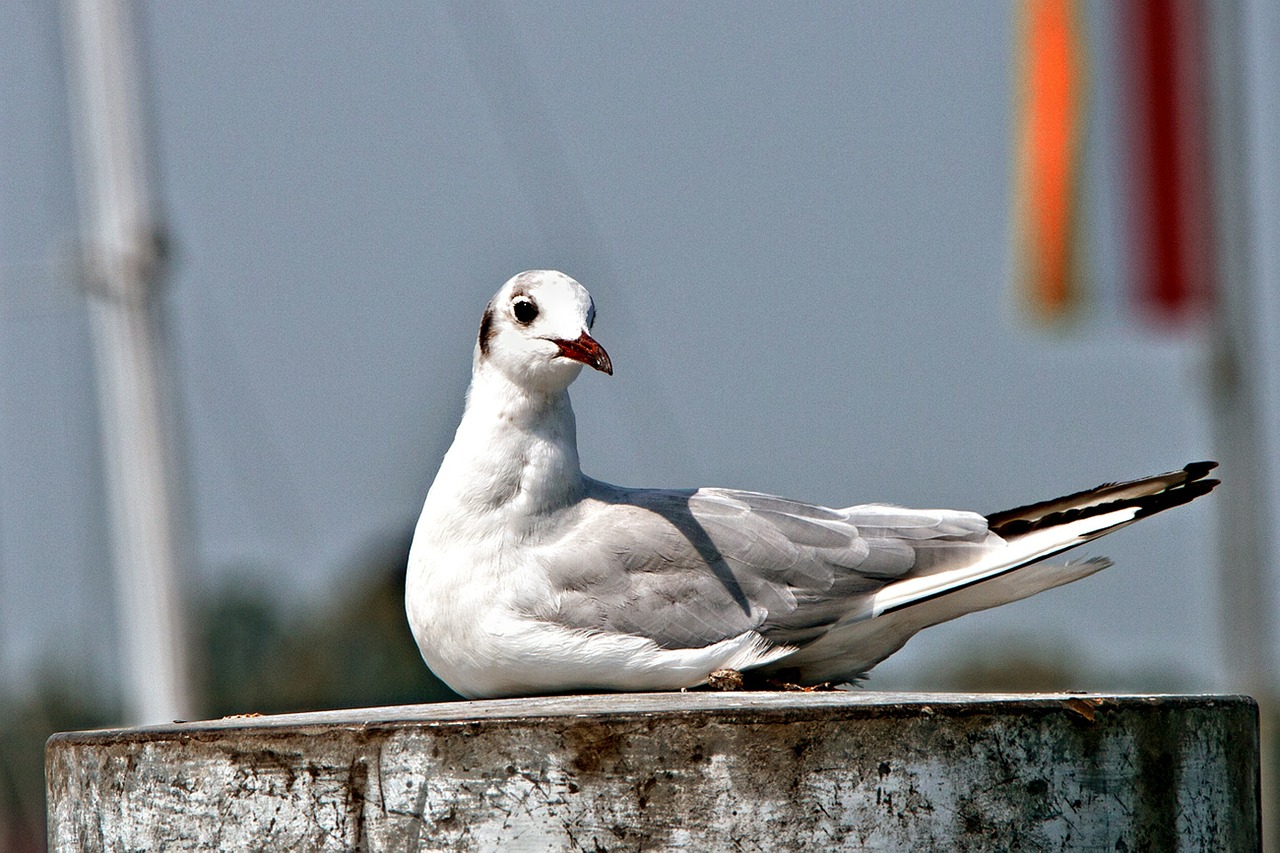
513 299 538 324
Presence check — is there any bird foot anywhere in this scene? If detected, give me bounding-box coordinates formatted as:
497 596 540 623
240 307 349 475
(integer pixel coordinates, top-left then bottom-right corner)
698 670 839 692
705 668 747 691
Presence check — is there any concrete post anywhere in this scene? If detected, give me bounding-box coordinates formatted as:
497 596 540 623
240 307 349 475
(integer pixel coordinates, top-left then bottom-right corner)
46 692 1259 851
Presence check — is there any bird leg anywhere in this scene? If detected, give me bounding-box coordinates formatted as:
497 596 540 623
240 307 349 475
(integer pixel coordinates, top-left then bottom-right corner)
705 668 746 691
699 669 840 692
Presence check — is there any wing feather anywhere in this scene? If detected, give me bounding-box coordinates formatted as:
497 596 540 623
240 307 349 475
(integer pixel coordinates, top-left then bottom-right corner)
527 481 995 654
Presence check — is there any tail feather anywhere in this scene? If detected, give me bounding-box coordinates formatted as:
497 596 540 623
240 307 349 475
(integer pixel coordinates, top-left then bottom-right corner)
871 461 1219 619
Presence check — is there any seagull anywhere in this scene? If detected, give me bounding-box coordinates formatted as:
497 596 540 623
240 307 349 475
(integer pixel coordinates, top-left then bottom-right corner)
405 270 1219 700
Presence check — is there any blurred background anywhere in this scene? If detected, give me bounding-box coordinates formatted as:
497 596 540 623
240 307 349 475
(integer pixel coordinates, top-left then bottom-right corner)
2 1 1278 849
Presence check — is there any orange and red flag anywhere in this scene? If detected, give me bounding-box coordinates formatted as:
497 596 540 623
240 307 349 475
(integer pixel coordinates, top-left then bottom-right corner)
1013 0 1215 327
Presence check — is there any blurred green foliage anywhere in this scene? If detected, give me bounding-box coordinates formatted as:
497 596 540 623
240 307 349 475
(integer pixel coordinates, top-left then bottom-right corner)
1 671 114 852
197 539 459 717
0 533 458 851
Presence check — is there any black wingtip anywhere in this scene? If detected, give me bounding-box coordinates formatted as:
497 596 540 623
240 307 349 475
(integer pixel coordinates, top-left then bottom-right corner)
1183 461 1218 481
987 462 1221 539
1131 476 1220 520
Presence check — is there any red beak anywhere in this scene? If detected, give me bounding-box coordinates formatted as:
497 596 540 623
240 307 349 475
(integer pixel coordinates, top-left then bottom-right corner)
553 331 613 375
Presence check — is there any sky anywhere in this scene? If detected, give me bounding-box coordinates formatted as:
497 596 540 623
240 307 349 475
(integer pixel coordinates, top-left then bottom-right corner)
2 1 1278 703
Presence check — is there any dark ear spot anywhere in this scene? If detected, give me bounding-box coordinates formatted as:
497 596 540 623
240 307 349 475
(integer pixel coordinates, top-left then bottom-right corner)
478 305 496 355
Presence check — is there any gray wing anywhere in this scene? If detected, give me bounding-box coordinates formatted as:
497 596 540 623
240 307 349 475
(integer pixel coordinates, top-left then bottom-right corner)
526 481 994 650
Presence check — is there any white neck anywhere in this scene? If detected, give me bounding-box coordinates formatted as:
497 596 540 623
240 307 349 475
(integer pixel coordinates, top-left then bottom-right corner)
424 359 585 531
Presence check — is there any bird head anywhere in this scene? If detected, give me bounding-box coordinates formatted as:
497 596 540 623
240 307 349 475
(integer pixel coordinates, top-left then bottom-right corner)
476 270 612 393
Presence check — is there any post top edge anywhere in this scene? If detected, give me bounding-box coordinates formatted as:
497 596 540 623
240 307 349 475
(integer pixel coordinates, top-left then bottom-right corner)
44 690 1258 745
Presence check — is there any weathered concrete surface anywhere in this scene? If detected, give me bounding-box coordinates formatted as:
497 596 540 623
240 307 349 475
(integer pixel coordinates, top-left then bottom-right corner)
47 692 1258 851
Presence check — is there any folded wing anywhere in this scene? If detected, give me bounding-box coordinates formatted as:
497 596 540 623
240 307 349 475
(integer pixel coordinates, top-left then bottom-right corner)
528 480 996 653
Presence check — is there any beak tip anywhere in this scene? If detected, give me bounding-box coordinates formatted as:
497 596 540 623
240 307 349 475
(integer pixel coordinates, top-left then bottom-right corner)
554 331 613 375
